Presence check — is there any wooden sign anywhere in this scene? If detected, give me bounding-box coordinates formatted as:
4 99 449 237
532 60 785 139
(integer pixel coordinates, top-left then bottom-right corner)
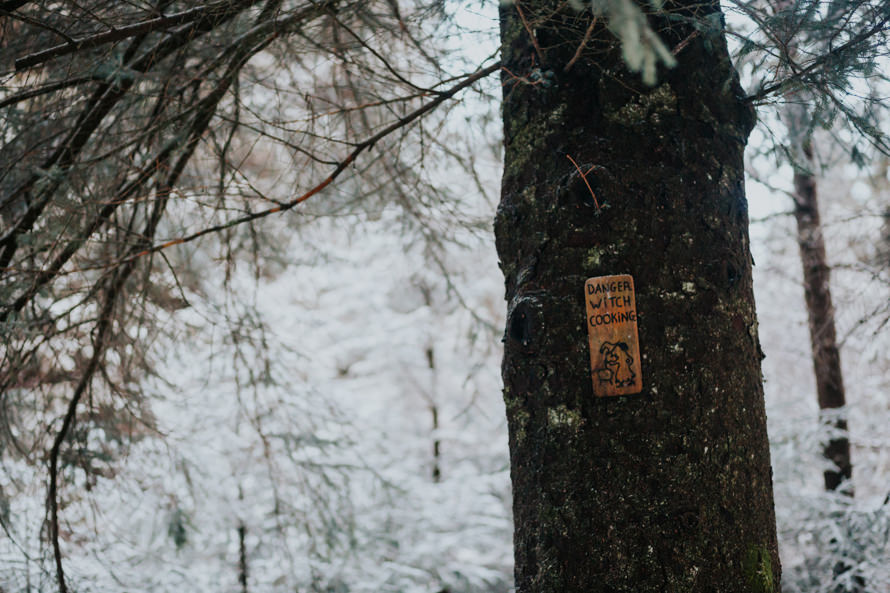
585 275 643 396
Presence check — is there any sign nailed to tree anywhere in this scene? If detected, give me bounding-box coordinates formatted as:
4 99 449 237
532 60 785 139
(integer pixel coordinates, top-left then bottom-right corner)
585 275 643 397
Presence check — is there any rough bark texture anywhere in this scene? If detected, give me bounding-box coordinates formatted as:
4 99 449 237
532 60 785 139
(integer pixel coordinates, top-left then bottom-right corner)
792 148 852 492
495 2 780 591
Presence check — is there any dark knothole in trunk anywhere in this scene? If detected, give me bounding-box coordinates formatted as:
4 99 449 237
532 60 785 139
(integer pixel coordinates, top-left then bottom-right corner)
508 301 534 347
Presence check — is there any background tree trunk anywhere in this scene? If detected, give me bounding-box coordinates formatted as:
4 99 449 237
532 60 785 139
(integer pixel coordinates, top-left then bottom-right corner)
792 143 852 493
495 2 780 591
774 0 853 493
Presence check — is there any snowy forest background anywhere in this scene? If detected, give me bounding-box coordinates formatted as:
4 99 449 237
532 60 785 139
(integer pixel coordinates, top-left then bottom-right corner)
2 1 890 592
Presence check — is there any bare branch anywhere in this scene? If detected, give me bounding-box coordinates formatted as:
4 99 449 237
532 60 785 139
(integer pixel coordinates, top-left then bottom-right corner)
0 76 95 109
1 8 76 43
0 1 29 13
14 0 260 71
47 267 121 593
124 61 501 264
0 0 269 272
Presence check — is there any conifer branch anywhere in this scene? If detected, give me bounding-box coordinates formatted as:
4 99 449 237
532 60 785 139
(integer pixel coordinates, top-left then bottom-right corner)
747 15 890 103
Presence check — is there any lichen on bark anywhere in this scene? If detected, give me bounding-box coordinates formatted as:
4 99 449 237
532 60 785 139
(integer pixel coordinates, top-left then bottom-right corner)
744 544 776 593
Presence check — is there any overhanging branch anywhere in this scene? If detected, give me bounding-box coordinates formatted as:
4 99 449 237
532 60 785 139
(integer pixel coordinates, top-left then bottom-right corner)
14 0 259 71
122 61 501 264
747 15 890 103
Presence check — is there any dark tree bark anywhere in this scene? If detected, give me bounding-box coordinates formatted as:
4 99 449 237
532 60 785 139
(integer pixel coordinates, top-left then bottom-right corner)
792 144 852 493
495 2 780 591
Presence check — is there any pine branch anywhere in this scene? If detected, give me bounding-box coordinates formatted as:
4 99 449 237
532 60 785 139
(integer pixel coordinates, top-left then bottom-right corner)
0 76 95 109
748 14 890 103
0 142 178 323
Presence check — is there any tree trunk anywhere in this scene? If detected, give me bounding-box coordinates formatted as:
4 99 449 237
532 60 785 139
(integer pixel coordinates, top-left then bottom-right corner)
238 521 249 593
792 143 852 493
775 0 853 492
495 3 780 591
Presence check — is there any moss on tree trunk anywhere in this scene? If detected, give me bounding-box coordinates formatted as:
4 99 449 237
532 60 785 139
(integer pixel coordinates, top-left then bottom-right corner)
495 2 780 591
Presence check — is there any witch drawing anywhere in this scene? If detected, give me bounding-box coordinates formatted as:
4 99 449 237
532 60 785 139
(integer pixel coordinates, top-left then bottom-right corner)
595 341 636 387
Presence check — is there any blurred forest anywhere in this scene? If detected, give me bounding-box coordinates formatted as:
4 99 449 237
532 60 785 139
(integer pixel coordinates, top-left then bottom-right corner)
1 0 889 592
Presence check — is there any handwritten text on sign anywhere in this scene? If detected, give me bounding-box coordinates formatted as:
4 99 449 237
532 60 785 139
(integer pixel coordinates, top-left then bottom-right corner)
585 275 643 396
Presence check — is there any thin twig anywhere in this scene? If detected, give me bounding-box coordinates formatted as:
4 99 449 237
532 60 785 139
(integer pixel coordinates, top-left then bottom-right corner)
566 153 600 209
671 30 699 56
48 263 129 593
121 61 502 263
515 1 545 65
321 7 440 95
14 0 255 70
1 8 76 43
565 15 597 72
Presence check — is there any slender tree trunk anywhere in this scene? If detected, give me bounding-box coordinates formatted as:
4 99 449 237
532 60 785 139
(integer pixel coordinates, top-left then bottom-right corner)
789 140 862 591
775 0 853 492
426 346 442 483
238 521 248 593
495 2 780 591
791 143 852 493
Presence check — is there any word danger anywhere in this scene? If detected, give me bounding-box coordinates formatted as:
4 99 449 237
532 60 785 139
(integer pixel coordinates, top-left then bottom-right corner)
586 281 636 327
